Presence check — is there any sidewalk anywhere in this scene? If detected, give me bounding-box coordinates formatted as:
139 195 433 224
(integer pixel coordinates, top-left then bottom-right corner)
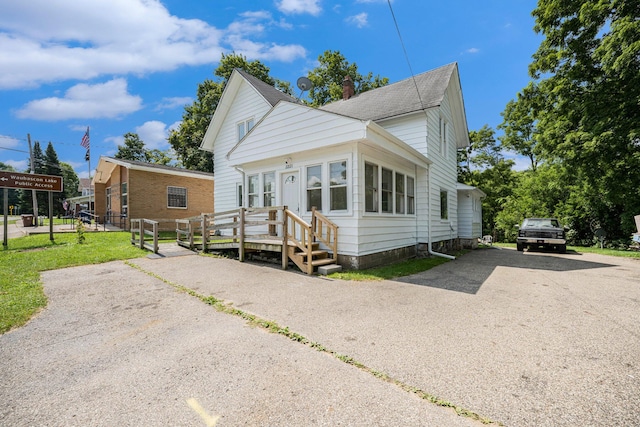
1 217 122 245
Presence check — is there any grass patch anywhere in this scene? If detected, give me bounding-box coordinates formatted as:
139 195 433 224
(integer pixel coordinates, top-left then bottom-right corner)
330 253 462 281
0 232 147 334
494 242 640 258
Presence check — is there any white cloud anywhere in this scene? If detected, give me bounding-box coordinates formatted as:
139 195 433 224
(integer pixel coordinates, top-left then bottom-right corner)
465 48 480 54
224 10 306 61
276 0 322 16
346 13 369 28
15 79 142 121
155 97 193 112
135 121 170 150
0 135 21 148
4 159 28 171
226 35 306 62
0 0 306 89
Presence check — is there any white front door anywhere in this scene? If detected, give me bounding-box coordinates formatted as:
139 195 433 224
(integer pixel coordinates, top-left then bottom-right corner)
281 171 300 215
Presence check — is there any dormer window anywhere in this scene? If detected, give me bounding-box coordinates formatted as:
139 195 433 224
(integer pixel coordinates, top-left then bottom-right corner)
237 118 255 141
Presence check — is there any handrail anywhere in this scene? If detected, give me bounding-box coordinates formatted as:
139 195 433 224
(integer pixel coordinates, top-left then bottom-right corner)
176 206 338 273
311 207 339 262
130 218 159 253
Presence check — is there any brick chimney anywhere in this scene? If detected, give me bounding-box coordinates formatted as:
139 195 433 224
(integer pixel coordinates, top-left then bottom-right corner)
342 75 355 100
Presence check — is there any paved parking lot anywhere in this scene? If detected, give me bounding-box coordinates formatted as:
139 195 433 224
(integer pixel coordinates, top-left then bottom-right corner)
1 246 639 426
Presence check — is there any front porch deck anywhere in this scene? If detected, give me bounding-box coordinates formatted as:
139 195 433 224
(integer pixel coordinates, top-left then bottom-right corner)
175 206 339 275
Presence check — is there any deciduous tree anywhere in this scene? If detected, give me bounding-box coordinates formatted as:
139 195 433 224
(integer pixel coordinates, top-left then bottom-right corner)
528 0 640 239
306 50 388 107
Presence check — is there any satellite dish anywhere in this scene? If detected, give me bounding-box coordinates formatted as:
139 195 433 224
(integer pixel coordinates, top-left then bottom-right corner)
297 77 312 91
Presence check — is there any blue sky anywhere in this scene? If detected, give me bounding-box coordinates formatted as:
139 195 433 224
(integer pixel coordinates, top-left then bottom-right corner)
0 0 541 178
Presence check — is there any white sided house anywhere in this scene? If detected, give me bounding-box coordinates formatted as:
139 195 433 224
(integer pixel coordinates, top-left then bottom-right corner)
201 64 481 270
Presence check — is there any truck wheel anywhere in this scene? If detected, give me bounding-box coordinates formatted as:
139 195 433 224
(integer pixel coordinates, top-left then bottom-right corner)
517 242 524 252
558 244 566 254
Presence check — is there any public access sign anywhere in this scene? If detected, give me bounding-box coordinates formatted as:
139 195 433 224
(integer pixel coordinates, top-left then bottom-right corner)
0 171 63 192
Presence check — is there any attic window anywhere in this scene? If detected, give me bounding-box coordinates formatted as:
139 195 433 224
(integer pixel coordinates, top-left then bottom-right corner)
237 118 255 141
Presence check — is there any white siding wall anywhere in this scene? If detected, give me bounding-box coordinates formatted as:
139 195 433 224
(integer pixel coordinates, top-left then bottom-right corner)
378 114 428 156
378 105 461 246
231 103 365 164
458 195 473 238
355 145 420 256
213 83 273 213
426 93 460 243
237 142 424 257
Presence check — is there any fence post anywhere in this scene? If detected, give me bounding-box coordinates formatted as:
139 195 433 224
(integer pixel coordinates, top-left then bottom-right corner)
239 208 245 262
152 221 158 254
139 220 144 250
281 207 288 270
201 214 208 252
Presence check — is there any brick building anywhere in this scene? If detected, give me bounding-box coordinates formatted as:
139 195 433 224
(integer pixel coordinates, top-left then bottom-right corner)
93 157 214 230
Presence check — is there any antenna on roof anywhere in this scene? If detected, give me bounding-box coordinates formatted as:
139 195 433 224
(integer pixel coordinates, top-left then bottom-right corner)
296 76 313 101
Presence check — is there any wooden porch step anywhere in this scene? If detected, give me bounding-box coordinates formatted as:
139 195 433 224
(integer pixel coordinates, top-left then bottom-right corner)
306 257 336 267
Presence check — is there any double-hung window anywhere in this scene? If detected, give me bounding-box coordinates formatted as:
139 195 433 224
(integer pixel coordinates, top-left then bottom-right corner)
381 167 393 213
407 177 415 215
365 161 415 216
329 161 347 211
440 190 448 219
306 165 322 211
237 118 255 141
121 182 128 214
247 175 259 208
365 162 378 212
263 172 275 207
395 172 405 214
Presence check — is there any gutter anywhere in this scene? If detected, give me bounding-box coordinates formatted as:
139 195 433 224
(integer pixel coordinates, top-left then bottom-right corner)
427 164 456 260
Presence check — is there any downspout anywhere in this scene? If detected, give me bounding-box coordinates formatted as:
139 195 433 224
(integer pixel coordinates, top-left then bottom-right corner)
427 164 456 260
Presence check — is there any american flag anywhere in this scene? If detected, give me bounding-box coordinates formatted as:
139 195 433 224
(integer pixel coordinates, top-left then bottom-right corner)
81 127 90 149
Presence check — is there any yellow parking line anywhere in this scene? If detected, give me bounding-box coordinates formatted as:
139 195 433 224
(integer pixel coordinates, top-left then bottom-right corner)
186 398 220 426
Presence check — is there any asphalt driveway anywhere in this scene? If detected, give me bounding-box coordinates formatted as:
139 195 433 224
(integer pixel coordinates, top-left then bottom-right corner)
1 246 639 426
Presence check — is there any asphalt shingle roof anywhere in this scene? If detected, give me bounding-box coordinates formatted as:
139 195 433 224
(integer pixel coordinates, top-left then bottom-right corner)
319 63 457 121
235 69 297 107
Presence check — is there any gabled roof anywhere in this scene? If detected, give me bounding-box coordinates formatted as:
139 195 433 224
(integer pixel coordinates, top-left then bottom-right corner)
234 69 297 106
93 156 214 185
456 182 486 198
201 69 296 152
319 63 458 121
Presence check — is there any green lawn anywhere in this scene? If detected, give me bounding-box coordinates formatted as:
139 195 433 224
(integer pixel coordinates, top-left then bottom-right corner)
0 232 147 334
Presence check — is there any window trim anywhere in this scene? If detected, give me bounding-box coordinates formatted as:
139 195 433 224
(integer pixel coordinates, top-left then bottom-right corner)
364 159 415 217
237 117 255 141
305 164 323 212
167 185 188 209
440 189 448 220
329 160 348 212
121 182 128 214
247 174 259 208
263 171 275 207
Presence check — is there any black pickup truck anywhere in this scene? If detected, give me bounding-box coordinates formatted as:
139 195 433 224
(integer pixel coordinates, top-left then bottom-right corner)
516 218 567 253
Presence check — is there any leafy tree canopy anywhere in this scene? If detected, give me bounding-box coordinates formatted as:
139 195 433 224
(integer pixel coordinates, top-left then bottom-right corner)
306 50 389 107
114 133 174 165
527 0 640 238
